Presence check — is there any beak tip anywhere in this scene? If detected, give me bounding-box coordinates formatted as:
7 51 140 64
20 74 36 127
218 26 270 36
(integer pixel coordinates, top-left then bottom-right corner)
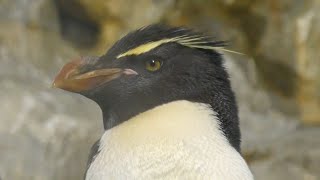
51 80 62 89
51 82 58 88
51 82 56 88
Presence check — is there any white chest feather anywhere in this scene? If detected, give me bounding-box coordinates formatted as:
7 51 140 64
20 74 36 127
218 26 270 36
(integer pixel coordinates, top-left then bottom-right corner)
86 100 253 180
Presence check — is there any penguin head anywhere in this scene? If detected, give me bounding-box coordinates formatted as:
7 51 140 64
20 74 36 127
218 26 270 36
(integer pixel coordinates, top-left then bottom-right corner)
53 24 240 150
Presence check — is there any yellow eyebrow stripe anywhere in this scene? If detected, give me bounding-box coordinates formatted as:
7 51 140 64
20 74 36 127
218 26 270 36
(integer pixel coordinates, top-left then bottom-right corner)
116 38 174 59
116 35 242 58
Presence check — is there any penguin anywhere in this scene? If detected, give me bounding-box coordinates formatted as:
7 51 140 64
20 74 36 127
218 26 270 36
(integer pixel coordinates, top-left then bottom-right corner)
53 24 254 180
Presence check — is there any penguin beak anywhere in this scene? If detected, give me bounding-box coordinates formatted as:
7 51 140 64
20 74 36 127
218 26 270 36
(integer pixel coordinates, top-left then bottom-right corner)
52 57 137 93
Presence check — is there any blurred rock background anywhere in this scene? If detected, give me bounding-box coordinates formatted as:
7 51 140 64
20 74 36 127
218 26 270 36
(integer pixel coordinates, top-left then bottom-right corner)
0 0 319 179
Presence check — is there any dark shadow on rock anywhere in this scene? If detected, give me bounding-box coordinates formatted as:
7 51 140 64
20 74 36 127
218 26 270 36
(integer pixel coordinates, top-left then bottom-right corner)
54 0 100 48
254 54 298 98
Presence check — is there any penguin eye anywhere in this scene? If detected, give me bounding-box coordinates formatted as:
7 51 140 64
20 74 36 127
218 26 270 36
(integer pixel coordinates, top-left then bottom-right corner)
145 59 162 72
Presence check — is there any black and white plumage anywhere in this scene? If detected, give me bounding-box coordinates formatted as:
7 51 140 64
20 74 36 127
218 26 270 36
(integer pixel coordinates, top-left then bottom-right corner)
53 24 253 180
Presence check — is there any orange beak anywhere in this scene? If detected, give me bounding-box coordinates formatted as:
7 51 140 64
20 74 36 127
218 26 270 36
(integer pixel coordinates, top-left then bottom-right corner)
52 57 124 93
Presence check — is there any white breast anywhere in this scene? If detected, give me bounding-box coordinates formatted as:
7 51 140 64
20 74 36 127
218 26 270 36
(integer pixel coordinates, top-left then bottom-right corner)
86 100 253 180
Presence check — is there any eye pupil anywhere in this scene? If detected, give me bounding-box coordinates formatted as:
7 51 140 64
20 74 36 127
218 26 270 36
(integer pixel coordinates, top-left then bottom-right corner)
150 60 156 67
146 59 162 72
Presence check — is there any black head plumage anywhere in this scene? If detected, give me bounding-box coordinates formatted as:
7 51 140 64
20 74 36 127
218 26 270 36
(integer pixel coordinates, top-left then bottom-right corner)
77 24 240 151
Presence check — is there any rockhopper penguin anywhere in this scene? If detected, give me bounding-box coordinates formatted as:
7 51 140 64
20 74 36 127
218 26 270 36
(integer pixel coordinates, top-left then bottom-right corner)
53 24 253 179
